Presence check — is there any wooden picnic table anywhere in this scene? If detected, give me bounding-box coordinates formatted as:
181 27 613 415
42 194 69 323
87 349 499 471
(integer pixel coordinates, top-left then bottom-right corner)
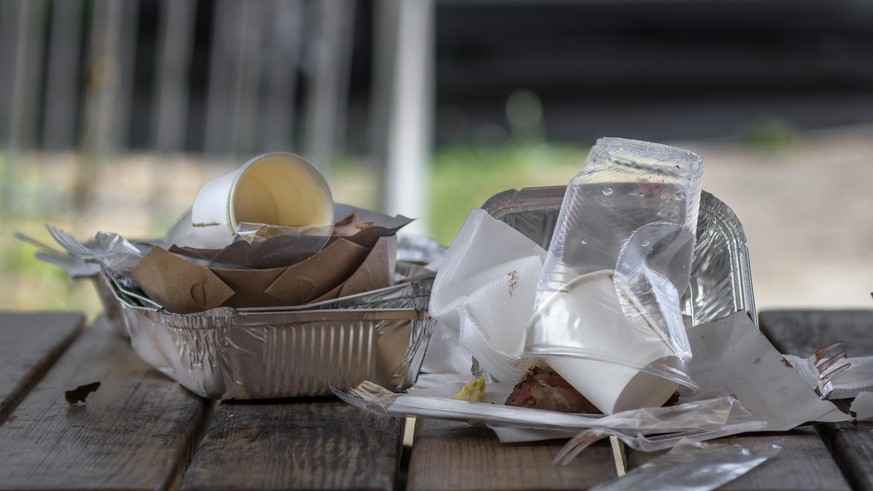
0 309 871 490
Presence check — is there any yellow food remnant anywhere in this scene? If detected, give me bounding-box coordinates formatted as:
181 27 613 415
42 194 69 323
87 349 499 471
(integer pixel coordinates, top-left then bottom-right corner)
453 377 486 402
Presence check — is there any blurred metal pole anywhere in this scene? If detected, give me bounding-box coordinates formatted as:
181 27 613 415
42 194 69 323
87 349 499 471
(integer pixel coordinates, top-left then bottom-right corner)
383 0 434 234
43 0 84 152
78 0 123 211
113 0 139 152
303 0 356 169
0 0 23 211
369 0 400 212
3 0 46 212
204 0 240 159
0 0 18 146
10 0 46 154
234 0 263 156
262 0 304 152
153 0 196 154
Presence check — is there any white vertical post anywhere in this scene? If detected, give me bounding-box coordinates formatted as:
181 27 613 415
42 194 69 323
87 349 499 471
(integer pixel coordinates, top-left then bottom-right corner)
384 0 434 235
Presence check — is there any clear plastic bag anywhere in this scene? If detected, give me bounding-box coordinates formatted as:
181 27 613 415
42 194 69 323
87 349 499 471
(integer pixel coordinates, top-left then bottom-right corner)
334 381 754 435
591 439 781 491
554 420 768 464
527 138 704 413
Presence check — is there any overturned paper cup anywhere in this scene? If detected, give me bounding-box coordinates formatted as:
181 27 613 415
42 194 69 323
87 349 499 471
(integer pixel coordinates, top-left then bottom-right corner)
186 153 333 249
536 270 679 414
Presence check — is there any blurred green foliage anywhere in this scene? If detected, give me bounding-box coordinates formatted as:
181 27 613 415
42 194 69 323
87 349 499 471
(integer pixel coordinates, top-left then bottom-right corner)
1 143 587 313
741 118 799 152
428 142 586 246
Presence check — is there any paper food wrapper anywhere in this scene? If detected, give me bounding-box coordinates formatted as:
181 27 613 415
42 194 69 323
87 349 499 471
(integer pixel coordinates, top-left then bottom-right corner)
133 235 396 314
168 205 413 270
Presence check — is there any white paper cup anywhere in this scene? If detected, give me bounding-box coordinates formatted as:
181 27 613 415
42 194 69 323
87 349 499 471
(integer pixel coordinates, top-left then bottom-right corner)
536 270 678 414
186 153 333 249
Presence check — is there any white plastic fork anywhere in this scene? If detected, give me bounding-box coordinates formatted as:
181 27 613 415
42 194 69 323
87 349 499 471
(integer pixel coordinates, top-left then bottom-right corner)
812 342 851 400
45 225 94 258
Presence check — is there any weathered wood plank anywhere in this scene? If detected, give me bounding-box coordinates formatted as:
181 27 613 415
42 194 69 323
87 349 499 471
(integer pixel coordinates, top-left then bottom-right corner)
181 399 404 491
721 429 850 491
818 422 873 491
626 427 850 491
407 419 617 491
759 310 873 356
0 311 84 423
0 315 210 490
760 310 873 491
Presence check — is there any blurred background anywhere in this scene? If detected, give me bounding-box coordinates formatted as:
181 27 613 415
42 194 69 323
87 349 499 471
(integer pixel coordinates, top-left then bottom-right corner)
2 0 873 317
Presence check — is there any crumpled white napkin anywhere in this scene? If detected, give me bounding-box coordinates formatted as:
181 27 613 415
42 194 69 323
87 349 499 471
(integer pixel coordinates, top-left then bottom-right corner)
425 209 546 383
682 312 849 431
851 392 873 421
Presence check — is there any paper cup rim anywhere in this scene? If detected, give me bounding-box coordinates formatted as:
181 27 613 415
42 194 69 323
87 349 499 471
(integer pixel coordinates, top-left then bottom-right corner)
226 152 333 229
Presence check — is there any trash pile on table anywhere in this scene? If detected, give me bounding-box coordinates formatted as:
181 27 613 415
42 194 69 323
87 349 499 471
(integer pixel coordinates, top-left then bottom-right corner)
19 152 439 399
21 139 873 490
338 137 873 489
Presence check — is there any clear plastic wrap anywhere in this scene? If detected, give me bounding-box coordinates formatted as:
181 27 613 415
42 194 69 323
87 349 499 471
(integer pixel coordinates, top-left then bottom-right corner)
590 439 781 491
528 138 704 413
554 420 767 462
335 381 756 435
480 188 756 328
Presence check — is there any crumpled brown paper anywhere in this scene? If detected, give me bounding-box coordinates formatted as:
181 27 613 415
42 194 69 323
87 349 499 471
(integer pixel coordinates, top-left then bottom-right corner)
132 205 409 314
133 235 397 314
168 206 412 270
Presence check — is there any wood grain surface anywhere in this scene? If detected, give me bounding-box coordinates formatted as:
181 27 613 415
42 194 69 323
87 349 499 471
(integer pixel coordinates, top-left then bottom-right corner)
0 315 210 490
2 309 870 490
181 399 404 491
407 419 617 491
760 309 873 491
0 311 84 423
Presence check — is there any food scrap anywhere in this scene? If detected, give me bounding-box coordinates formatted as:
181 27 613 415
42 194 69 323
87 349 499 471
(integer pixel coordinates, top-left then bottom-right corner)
453 377 486 402
505 367 601 414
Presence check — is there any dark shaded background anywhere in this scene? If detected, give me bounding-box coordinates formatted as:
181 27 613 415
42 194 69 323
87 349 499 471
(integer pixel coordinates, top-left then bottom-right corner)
6 0 873 153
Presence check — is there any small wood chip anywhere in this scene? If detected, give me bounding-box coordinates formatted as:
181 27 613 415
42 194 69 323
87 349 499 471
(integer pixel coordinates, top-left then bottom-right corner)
65 382 101 405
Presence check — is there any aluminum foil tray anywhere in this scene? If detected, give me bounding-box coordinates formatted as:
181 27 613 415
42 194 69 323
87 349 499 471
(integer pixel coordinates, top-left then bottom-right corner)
95 270 434 400
481 186 756 326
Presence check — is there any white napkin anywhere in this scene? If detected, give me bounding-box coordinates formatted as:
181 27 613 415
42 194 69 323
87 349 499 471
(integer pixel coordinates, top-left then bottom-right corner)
683 312 850 430
851 392 873 421
426 209 546 383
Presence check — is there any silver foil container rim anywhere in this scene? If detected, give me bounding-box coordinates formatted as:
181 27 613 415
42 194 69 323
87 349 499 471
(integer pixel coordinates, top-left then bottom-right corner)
102 262 434 319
